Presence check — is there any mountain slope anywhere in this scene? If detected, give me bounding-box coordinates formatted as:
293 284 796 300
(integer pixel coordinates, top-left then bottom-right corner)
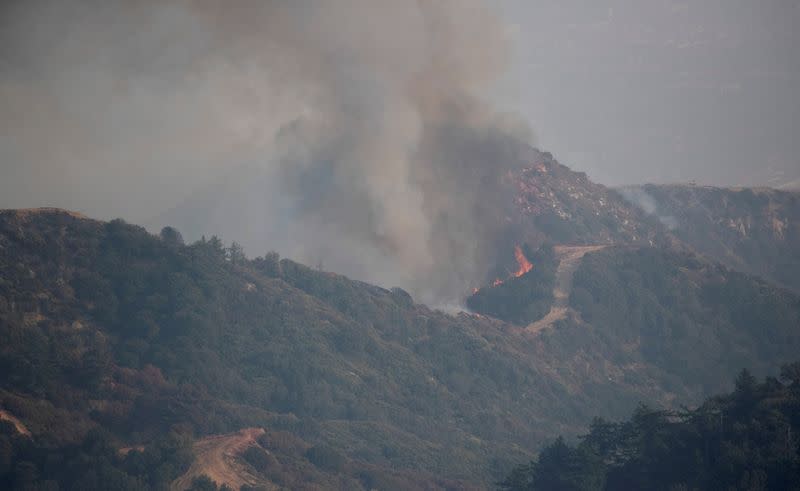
0 209 594 488
506 151 670 249
1 208 799 489
620 184 800 292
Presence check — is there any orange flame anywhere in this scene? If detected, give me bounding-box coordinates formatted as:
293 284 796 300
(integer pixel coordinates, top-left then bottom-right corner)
512 245 533 277
479 245 533 291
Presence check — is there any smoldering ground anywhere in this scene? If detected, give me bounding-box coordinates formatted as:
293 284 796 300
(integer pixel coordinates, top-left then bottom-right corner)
0 0 534 304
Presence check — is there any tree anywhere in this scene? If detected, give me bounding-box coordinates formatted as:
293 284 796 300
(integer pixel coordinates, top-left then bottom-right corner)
256 251 281 277
159 226 184 246
207 236 225 258
734 368 757 394
188 475 218 491
529 437 605 491
732 368 759 417
226 242 246 264
780 362 800 388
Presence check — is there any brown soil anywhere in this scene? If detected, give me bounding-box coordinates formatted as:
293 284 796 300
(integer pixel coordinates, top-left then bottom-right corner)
527 245 606 334
171 427 269 491
0 409 31 437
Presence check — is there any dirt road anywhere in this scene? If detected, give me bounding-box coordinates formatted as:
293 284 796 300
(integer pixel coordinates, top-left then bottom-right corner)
172 427 267 491
0 409 31 437
527 245 606 333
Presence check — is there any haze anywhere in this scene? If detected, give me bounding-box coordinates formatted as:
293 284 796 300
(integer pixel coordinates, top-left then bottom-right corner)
1 0 798 302
496 0 800 188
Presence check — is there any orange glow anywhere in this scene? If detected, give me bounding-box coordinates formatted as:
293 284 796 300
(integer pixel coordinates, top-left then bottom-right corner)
512 245 533 277
482 245 534 290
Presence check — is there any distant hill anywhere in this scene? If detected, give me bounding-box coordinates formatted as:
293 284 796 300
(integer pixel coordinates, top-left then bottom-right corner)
1 208 799 489
620 184 800 292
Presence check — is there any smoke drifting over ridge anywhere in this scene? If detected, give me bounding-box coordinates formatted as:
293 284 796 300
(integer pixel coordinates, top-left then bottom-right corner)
0 0 533 303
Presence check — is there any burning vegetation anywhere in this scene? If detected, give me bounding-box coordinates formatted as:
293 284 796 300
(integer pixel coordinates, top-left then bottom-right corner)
466 244 559 325
485 245 534 290
512 245 533 277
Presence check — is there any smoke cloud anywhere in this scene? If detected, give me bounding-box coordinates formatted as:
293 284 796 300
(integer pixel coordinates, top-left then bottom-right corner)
0 0 533 303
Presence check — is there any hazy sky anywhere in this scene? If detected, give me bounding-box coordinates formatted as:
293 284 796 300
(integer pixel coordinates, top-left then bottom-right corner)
497 0 800 188
1 0 798 301
1 0 798 221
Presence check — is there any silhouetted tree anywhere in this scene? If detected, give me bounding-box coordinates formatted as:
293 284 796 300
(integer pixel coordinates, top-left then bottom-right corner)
159 226 184 246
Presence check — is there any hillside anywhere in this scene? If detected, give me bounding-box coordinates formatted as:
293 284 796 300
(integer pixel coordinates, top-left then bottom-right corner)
620 184 800 292
1 209 799 490
154 148 675 302
505 151 670 250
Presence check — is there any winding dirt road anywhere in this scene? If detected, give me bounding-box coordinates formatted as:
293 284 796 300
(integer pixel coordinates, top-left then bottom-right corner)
171 427 267 491
0 409 31 437
527 245 606 333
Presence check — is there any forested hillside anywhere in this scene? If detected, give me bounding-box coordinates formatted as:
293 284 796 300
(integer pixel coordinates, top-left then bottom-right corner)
1 208 799 490
500 363 800 491
568 246 800 393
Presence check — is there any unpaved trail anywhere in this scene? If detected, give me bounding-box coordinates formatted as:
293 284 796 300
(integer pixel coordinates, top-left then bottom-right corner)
172 427 267 491
527 245 607 333
0 409 31 437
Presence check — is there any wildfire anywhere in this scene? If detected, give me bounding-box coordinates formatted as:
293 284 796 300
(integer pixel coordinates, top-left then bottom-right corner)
512 245 533 277
471 245 534 294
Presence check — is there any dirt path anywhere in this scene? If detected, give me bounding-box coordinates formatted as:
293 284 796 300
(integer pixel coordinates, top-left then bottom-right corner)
527 245 607 333
172 427 267 491
0 409 31 437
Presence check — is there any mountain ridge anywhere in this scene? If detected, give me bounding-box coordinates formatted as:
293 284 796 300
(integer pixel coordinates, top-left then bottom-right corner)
619 183 800 292
1 206 799 489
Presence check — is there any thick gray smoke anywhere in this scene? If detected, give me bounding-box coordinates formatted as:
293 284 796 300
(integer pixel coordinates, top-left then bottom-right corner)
0 0 533 303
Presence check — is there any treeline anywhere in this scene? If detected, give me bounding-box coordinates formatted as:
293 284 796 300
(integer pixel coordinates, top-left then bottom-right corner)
0 212 553 485
0 425 193 491
500 363 800 491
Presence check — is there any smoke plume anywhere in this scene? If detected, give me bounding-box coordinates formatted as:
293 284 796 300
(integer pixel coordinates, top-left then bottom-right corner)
0 0 533 303
618 187 678 230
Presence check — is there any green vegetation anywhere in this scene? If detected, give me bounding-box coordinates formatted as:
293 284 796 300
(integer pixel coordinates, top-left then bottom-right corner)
0 211 565 487
1 209 799 488
500 362 800 491
466 244 558 324
570 247 800 392
0 424 193 491
630 184 800 292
